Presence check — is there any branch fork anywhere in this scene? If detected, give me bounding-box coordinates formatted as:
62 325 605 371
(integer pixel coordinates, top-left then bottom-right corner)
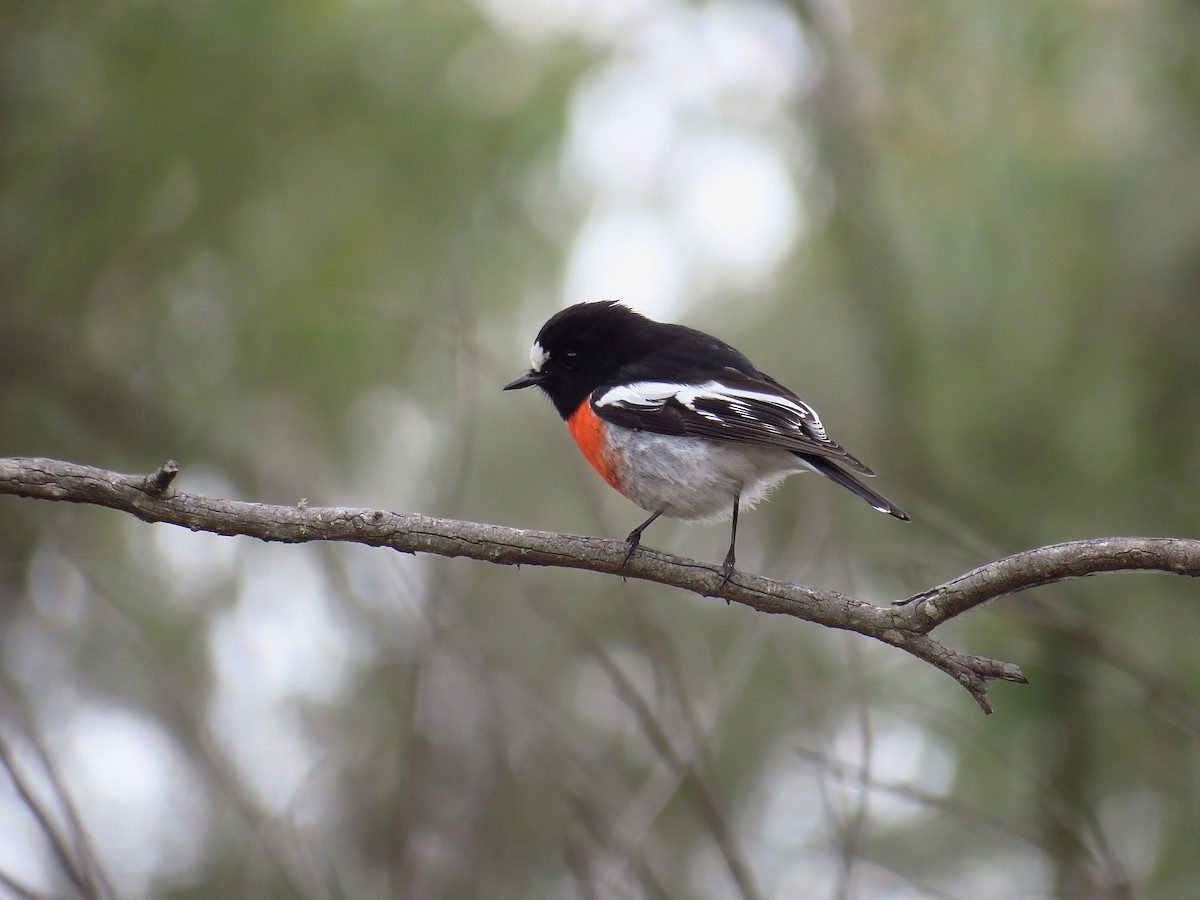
2 457 1198 714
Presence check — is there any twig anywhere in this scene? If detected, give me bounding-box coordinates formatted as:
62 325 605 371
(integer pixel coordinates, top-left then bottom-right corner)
2 457 1198 714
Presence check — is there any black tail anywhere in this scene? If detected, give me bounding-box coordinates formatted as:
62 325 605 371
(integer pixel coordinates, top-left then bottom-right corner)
800 454 910 522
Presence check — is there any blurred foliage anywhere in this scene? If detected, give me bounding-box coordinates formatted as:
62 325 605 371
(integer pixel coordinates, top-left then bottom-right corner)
2 0 1199 897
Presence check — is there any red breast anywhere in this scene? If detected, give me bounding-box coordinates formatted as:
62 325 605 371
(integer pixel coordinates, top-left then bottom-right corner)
566 401 625 494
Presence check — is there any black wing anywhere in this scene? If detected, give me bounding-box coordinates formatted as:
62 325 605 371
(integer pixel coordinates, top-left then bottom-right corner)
592 368 875 475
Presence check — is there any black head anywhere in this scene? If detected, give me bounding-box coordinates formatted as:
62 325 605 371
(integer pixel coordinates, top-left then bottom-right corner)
503 301 663 419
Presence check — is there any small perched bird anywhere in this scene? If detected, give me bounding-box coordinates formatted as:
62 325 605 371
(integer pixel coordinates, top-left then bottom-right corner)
504 301 908 576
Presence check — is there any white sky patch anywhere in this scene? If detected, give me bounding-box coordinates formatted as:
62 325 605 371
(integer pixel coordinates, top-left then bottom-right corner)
566 69 677 199
949 851 1053 899
670 133 802 283
628 1 814 115
555 0 815 316
27 542 88 628
207 546 364 816
61 704 210 893
739 717 957 896
0 740 58 895
826 711 957 825
343 388 440 511
206 692 324 820
152 521 241 602
1098 788 1163 882
212 548 355 706
752 762 827 854
143 465 241 602
473 0 668 45
564 208 690 320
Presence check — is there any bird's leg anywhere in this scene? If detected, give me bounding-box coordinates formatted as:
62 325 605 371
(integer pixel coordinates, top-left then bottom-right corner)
623 510 663 566
719 493 741 586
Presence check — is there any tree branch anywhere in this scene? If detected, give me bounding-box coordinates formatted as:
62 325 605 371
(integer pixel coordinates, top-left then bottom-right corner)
2 457 1198 714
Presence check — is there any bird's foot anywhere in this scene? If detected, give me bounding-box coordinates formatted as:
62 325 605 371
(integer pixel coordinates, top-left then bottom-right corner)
622 511 663 568
717 549 736 595
622 531 643 568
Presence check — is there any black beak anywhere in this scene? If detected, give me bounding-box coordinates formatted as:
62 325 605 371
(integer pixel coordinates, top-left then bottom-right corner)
503 370 543 391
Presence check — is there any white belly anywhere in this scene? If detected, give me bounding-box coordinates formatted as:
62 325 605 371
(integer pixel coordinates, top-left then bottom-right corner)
605 429 805 521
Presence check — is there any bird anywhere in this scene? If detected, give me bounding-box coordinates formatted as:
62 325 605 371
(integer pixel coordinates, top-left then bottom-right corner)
504 300 908 577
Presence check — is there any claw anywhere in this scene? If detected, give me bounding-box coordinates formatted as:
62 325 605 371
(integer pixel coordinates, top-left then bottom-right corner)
623 532 642 567
718 549 736 596
622 510 663 568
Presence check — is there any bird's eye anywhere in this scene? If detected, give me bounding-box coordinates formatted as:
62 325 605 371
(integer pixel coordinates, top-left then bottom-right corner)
561 350 579 369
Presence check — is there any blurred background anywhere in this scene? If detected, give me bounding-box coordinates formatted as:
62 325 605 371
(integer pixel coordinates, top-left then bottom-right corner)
2 0 1199 897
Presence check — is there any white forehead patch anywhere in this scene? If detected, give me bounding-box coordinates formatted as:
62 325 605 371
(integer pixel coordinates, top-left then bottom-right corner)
529 341 549 372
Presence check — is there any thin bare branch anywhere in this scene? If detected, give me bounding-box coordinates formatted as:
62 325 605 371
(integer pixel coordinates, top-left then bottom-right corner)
901 538 1200 621
2 457 1198 714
